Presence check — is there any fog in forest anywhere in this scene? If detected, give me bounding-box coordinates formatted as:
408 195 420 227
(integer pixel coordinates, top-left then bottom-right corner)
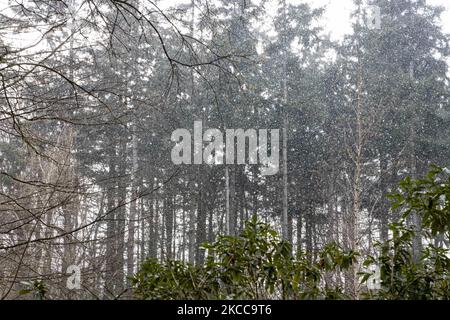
1 0 450 300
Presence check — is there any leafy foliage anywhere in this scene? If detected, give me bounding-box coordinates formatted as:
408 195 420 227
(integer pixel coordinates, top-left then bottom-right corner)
18 280 47 300
133 166 450 300
132 215 357 300
361 165 450 299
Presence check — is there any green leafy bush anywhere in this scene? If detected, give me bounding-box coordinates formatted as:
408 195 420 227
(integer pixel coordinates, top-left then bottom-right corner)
361 165 450 299
133 165 450 300
132 215 357 300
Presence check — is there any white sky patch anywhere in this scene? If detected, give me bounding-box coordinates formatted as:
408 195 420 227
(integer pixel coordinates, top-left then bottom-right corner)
1 0 449 65
301 0 354 41
157 0 450 39
2 0 450 48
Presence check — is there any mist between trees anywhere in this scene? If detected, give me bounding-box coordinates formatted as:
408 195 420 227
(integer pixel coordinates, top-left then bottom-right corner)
0 0 449 300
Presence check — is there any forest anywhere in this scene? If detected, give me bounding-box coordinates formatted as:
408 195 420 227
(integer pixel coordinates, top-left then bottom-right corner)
0 0 449 300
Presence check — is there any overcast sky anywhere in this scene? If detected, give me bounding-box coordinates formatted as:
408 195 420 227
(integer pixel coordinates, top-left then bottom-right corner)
158 0 450 41
1 0 449 51
303 0 450 40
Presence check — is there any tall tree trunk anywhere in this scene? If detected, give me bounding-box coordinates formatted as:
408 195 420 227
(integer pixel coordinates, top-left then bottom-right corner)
105 141 117 297
195 171 207 265
188 194 196 264
207 201 214 243
409 61 423 263
280 0 289 243
225 166 237 235
296 212 302 255
139 195 145 263
181 193 187 262
127 128 138 283
160 200 165 259
305 204 313 262
148 195 157 259
379 154 390 242
115 135 127 294
346 41 365 299
164 196 174 260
